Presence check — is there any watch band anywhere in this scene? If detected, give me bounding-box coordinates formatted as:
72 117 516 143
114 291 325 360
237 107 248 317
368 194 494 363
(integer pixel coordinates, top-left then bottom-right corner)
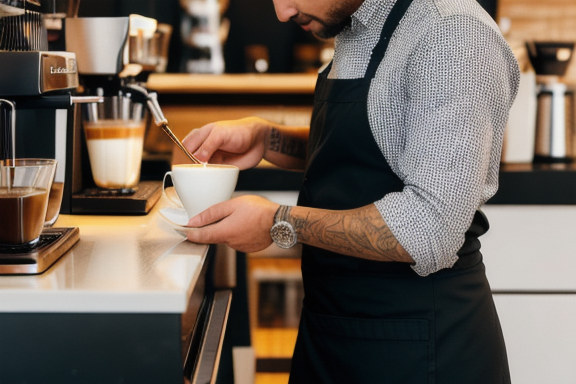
275 205 291 223
273 204 285 223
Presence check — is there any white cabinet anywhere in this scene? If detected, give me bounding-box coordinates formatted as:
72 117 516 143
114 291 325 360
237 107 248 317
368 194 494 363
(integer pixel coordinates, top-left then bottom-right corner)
481 205 576 291
493 295 576 383
482 205 576 383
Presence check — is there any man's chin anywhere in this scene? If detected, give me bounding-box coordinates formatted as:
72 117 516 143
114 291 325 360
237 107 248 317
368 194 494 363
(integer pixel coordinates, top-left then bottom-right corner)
313 26 344 39
313 18 351 39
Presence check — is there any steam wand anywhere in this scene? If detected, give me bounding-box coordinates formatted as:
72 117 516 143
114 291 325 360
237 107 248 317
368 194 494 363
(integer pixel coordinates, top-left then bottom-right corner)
0 99 15 168
122 83 203 165
0 99 16 190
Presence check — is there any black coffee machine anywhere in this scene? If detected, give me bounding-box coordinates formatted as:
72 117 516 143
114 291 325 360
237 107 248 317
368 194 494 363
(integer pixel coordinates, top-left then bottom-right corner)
1 9 173 217
0 0 109 213
0 0 97 274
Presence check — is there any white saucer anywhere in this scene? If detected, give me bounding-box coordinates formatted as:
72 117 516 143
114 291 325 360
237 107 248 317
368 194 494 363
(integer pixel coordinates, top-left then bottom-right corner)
159 207 195 238
159 207 189 227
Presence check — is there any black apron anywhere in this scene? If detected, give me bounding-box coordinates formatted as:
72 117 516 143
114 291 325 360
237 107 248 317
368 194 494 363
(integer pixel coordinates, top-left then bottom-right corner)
289 1 511 383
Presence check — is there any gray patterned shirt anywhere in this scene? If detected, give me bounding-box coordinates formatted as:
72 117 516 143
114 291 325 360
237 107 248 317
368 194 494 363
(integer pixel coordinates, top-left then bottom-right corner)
328 0 519 276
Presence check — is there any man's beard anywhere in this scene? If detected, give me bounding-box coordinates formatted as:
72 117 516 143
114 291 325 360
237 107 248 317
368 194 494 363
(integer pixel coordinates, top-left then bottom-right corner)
291 0 360 39
315 16 352 39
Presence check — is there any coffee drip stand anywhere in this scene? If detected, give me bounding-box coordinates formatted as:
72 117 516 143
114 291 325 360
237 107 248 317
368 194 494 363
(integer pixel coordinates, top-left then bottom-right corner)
0 228 79 275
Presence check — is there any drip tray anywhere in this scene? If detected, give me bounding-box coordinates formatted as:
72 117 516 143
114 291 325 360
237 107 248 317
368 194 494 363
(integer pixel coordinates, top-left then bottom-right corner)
0 227 79 275
71 180 162 215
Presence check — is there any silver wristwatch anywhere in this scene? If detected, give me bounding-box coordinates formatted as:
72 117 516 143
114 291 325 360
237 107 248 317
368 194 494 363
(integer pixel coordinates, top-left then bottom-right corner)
270 205 298 249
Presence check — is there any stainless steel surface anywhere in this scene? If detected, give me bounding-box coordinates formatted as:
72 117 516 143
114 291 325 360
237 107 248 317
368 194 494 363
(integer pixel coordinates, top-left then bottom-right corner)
191 290 232 384
70 95 104 104
148 94 203 164
0 227 79 275
129 84 167 124
527 42 576 163
0 10 47 51
82 93 144 123
65 15 165 76
534 82 575 162
129 22 172 73
0 51 78 96
0 99 16 165
65 17 130 75
125 83 203 164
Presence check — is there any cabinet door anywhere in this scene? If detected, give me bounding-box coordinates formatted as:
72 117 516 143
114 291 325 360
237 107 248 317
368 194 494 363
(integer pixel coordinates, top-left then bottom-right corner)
481 205 576 291
493 294 576 384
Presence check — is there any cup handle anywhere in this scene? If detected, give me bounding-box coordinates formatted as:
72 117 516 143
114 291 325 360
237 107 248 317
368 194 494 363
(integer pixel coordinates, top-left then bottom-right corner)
162 171 184 208
44 181 64 227
44 212 59 228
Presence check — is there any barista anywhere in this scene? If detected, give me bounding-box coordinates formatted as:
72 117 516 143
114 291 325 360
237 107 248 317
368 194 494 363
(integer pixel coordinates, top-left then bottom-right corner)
182 0 519 382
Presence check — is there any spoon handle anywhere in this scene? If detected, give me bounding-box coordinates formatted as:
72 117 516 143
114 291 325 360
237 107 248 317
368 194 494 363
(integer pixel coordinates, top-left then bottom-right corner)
160 123 203 164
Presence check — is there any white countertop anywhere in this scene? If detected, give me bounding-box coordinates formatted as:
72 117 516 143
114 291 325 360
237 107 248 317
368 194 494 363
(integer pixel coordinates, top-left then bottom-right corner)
0 198 209 314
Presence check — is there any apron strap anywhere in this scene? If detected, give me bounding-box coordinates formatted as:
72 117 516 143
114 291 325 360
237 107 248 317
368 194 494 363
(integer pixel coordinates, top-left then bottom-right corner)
365 0 415 79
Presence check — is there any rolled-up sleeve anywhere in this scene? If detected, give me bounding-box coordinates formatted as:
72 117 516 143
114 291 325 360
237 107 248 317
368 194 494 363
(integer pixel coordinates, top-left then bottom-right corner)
373 15 520 276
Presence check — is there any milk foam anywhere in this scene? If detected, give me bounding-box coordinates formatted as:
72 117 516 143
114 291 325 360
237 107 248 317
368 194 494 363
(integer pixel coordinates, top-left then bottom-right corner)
86 137 144 188
85 120 145 189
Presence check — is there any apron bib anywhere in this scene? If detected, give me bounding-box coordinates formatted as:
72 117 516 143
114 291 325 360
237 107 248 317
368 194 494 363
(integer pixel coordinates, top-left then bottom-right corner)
289 1 510 383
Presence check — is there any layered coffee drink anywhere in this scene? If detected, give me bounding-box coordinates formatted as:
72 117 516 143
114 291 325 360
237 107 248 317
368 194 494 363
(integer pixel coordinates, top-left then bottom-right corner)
0 187 50 247
84 120 146 189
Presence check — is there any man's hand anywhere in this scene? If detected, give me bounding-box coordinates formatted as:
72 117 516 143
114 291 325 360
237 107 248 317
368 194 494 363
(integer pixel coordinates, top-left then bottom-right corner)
182 117 271 169
185 195 279 253
181 117 309 171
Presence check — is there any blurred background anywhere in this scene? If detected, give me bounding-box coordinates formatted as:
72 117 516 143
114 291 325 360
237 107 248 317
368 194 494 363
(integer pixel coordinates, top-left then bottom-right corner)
78 0 321 74
76 0 518 77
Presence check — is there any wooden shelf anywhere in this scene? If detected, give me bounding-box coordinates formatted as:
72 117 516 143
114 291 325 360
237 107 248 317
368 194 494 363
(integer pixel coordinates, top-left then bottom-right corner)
148 73 317 95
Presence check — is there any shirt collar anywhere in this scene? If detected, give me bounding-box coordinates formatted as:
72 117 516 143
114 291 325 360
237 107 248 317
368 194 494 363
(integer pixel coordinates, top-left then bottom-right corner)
350 0 396 32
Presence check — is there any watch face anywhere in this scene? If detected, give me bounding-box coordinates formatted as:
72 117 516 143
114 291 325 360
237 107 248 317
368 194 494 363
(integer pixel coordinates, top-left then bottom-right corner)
271 221 297 249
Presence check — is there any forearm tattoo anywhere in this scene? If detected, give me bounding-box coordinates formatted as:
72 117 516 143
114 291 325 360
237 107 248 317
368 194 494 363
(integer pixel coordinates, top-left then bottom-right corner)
292 206 412 263
268 127 307 159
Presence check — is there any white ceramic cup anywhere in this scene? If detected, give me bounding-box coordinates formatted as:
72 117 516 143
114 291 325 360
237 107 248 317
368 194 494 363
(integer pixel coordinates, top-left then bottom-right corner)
163 164 239 219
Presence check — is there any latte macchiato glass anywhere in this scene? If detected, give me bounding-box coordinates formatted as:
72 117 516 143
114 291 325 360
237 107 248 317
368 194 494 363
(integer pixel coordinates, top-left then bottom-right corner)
0 159 57 249
83 96 147 189
163 164 239 219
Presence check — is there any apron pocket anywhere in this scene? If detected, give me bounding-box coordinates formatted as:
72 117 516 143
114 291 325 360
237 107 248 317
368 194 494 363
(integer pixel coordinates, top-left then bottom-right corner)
307 308 429 340
294 307 434 384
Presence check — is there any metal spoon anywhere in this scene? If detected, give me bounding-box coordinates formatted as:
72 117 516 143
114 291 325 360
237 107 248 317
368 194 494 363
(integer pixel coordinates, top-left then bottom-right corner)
159 122 203 165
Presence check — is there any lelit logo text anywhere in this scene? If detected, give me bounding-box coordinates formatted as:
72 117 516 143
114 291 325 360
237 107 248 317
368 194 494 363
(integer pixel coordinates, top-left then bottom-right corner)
50 66 76 74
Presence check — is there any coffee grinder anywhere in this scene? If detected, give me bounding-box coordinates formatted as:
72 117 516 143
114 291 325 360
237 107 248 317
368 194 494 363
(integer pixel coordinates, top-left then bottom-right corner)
526 41 576 163
0 0 100 274
63 14 172 214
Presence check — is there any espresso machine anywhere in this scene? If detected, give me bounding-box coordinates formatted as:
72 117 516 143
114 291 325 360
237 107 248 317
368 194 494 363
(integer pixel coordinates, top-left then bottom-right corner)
0 0 98 274
62 14 173 214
